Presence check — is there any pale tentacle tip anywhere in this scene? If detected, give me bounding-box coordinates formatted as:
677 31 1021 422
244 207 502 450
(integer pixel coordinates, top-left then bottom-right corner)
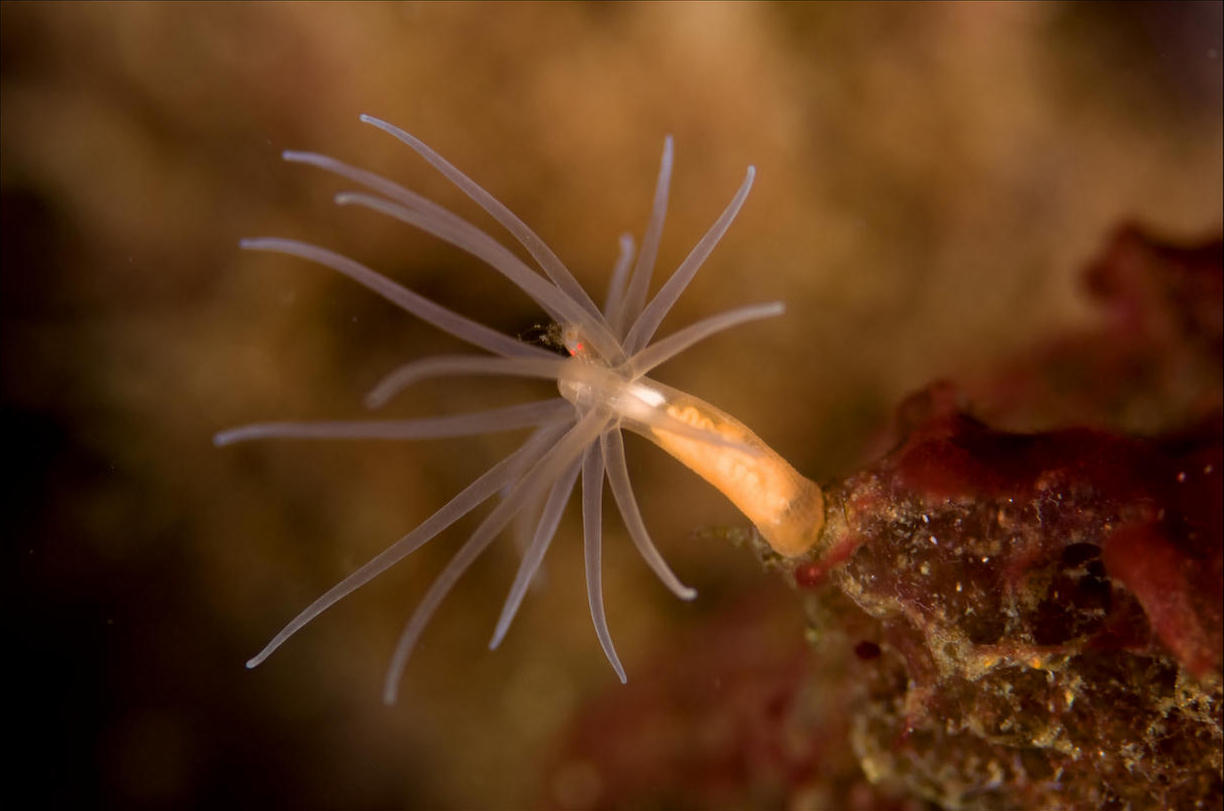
363 379 393 410
487 624 511 651
213 429 243 447
605 649 628 683
359 114 394 132
382 674 406 706
363 392 386 411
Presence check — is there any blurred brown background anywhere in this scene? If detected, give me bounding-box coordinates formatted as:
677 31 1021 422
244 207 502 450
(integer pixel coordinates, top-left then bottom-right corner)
3 3 1220 809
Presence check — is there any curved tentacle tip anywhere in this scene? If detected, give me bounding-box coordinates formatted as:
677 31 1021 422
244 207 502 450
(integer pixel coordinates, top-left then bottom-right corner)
245 647 274 669
360 114 396 135
214 425 267 447
382 680 403 706
363 373 396 411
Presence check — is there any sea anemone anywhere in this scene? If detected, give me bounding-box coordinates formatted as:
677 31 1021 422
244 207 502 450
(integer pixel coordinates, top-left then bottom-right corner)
216 115 825 703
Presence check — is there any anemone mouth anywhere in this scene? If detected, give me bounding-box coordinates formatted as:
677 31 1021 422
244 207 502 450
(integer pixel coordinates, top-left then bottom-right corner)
218 116 786 702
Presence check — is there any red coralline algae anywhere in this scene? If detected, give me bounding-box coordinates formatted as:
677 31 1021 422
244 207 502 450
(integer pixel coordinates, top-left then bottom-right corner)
848 388 1222 674
787 226 1223 810
1104 520 1218 678
794 392 1221 810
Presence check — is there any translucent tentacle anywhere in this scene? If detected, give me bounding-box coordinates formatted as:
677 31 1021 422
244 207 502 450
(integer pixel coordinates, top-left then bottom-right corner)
624 166 755 354
382 410 608 704
332 192 622 360
214 399 570 446
244 420 568 669
359 115 609 326
238 238 549 360
602 429 697 601
603 233 635 320
613 135 673 336
488 458 582 649
628 301 783 376
507 485 548 590
284 148 610 348
365 355 567 410
582 441 627 682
